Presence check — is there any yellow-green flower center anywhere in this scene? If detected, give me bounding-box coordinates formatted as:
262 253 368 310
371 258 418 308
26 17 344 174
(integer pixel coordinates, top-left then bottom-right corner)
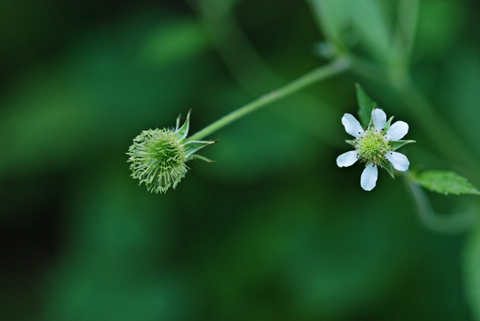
355 127 391 166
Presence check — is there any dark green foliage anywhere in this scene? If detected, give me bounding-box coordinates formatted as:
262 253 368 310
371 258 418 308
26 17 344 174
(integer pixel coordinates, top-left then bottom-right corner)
0 1 479 321
414 170 480 195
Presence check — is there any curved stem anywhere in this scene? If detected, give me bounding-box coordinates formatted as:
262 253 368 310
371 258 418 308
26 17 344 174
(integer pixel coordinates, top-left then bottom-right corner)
188 56 351 141
405 178 476 233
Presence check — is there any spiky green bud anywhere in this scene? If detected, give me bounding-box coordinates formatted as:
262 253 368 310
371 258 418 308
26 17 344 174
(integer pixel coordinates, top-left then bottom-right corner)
127 111 216 193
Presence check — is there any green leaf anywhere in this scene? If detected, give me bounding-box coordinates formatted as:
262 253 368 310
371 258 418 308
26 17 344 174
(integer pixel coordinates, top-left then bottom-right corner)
355 83 377 128
414 170 480 196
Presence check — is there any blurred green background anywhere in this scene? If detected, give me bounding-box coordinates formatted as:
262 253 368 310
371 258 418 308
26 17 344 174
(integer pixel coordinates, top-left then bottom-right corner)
1 0 480 320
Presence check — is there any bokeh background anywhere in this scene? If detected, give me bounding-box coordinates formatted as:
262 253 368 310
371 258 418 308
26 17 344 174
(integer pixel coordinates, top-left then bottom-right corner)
1 0 480 320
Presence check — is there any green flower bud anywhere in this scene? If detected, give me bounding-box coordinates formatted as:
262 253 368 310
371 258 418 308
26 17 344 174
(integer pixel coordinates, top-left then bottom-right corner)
127 111 217 193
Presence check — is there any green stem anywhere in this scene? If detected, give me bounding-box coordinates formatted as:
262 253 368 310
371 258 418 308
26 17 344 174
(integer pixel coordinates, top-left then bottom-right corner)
405 177 475 233
194 3 344 146
188 56 351 141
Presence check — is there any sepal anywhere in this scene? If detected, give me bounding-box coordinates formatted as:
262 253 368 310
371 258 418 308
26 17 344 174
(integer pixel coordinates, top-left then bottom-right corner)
391 140 415 151
190 154 216 163
345 139 355 146
175 110 191 141
184 140 218 159
383 161 395 179
383 116 394 132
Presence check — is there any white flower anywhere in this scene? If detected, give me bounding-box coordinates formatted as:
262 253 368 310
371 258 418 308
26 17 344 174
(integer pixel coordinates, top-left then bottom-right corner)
336 109 410 191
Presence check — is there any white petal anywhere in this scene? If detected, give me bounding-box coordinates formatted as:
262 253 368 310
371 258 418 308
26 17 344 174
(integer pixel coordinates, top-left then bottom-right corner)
386 152 410 171
361 163 378 191
336 151 358 167
386 121 408 141
341 113 364 137
372 109 386 131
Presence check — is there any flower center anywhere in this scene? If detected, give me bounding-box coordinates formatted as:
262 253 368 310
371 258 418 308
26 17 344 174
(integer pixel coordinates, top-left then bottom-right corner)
355 127 391 166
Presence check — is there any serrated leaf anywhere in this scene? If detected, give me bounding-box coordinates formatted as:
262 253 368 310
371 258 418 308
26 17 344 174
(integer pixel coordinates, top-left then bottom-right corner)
355 83 377 128
414 170 480 196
